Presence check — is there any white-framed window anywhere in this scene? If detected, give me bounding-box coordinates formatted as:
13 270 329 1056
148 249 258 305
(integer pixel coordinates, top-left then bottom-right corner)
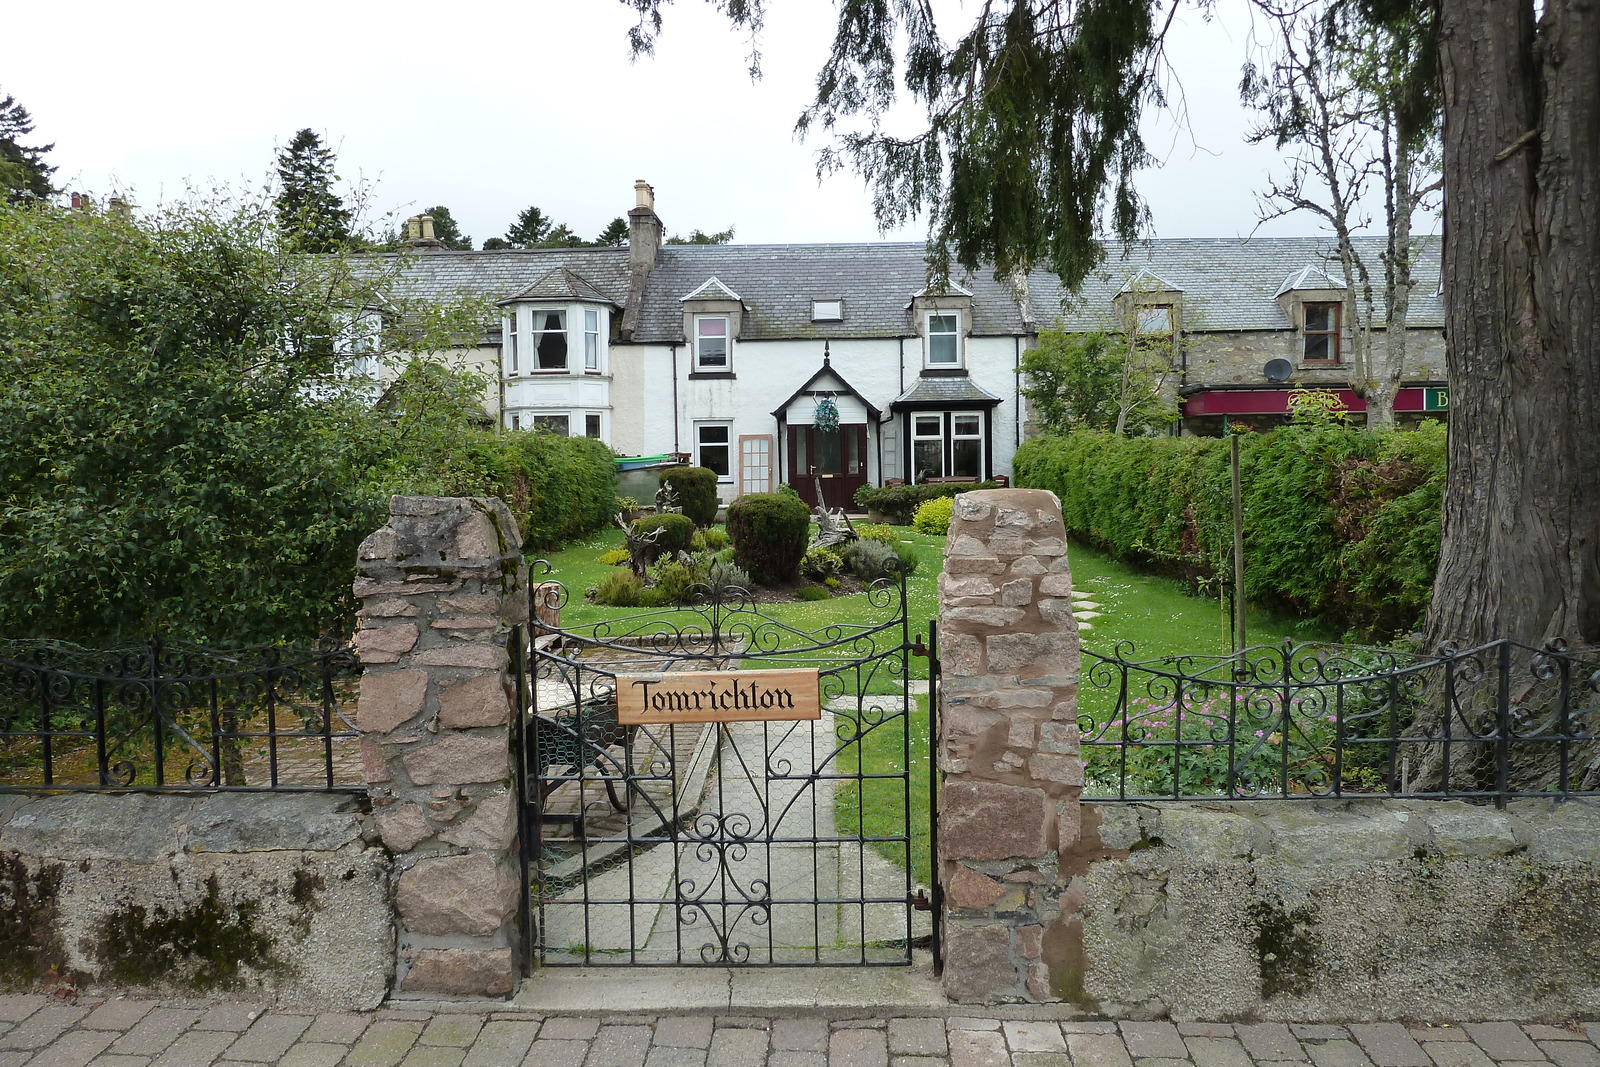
695 315 729 371
926 312 961 367
533 413 570 435
696 422 733 479
531 309 568 370
584 309 600 371
911 410 984 483
584 412 602 439
811 299 843 322
505 311 520 374
510 414 521 431
1137 304 1174 336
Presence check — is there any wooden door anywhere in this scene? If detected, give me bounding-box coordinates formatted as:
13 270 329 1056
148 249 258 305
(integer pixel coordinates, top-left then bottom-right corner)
787 425 869 511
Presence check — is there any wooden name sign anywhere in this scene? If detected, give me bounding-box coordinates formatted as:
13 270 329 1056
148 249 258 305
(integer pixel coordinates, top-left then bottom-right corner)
616 669 822 724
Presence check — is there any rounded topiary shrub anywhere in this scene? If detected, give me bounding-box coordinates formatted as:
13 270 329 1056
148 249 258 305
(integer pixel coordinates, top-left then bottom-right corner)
726 493 811 584
632 512 695 563
660 466 721 528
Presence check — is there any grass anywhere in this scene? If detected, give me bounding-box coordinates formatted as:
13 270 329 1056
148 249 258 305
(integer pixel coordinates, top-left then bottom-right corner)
534 524 1328 889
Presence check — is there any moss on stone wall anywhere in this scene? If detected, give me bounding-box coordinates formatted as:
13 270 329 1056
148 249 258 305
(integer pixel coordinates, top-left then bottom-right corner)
0 853 69 986
89 874 287 991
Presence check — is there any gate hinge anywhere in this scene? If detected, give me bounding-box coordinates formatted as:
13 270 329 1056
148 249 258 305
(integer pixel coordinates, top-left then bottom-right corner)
909 636 930 659
908 887 934 912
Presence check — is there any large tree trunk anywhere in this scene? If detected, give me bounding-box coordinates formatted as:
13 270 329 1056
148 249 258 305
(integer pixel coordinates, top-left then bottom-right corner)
1423 0 1600 655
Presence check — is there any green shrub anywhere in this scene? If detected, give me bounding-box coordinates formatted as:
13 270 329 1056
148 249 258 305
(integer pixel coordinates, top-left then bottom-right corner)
912 496 954 535
841 539 897 580
776 482 802 500
598 548 630 567
854 523 898 545
449 431 617 552
726 493 811 584
702 527 729 551
660 466 721 527
632 512 695 562
854 480 1003 524
590 569 646 607
800 546 844 581
704 559 751 596
645 559 696 606
797 586 831 601
1012 425 1446 639
824 576 841 590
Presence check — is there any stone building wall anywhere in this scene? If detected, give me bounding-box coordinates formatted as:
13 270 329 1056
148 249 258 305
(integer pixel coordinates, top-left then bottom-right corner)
0 792 391 1009
1182 328 1447 391
353 496 528 999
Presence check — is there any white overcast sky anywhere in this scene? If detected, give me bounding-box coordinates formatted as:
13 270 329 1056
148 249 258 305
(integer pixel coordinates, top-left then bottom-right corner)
8 0 1429 249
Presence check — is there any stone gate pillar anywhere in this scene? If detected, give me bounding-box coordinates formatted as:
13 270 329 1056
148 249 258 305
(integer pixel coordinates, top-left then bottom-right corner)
352 496 528 998
936 489 1082 1002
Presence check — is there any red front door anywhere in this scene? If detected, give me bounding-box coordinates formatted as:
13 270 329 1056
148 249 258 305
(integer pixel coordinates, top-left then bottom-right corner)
788 424 868 511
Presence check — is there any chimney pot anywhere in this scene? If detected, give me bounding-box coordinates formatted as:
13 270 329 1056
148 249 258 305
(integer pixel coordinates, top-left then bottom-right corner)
405 216 422 240
419 215 437 241
634 180 654 211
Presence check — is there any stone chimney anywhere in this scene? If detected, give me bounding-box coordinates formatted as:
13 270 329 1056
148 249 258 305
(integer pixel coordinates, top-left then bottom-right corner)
403 214 444 252
621 180 664 340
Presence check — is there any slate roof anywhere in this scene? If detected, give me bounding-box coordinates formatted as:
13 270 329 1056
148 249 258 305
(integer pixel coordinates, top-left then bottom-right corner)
502 267 620 307
634 243 1028 342
361 234 1444 342
1028 236 1444 331
891 377 1003 407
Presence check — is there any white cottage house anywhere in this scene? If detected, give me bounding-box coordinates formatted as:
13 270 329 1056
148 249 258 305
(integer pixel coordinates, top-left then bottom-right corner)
370 183 1446 505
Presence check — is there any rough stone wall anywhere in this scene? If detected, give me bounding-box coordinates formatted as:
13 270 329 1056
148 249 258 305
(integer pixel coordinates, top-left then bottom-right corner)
1077 799 1600 1021
1184 329 1448 390
0 792 390 1009
936 488 1082 1002
354 496 528 999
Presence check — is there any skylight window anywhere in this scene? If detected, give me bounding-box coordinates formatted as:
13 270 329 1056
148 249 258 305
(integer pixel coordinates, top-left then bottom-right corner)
811 299 844 322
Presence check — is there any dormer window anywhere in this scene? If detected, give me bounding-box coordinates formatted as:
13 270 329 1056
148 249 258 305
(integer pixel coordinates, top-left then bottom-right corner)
1137 305 1173 336
695 315 729 370
812 299 843 322
1304 303 1341 362
927 312 961 367
532 310 568 370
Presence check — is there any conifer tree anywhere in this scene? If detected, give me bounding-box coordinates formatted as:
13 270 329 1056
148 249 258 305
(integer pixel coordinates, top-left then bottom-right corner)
273 128 353 252
0 91 55 203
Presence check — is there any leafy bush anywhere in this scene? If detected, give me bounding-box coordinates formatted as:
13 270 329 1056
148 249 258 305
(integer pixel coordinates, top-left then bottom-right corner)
590 569 647 607
661 466 721 527
854 480 1003 524
598 548 630 567
1013 425 1446 638
632 512 695 563
854 523 898 545
912 496 955 535
645 558 696 606
702 527 729 551
704 559 751 596
892 543 922 577
776 483 802 500
797 586 831 601
726 493 811 584
841 539 897 580
824 576 841 589
800 546 844 581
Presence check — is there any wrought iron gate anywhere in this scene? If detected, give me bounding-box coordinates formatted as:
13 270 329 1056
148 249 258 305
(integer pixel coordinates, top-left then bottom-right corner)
512 567 936 968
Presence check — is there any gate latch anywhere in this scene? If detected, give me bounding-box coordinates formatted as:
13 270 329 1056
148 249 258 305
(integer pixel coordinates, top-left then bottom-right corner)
908 887 934 912
909 635 930 659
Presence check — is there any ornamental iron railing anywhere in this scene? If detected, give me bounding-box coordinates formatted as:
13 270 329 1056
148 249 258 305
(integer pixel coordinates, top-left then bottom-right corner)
0 638 362 793
1080 638 1600 805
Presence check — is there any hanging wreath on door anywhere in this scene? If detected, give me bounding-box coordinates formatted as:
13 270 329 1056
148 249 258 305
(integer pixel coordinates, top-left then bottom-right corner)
813 395 840 433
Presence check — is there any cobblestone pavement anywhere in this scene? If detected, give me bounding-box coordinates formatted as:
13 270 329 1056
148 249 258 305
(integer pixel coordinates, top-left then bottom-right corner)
2 995 1599 1067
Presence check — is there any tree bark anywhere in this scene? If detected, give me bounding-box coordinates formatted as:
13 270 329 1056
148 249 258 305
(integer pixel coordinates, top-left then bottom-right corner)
1423 0 1600 654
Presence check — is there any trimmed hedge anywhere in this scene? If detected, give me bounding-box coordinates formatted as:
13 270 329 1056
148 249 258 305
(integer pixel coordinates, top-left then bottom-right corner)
726 493 811 584
853 480 1005 525
441 431 618 552
660 466 721 527
1012 425 1446 639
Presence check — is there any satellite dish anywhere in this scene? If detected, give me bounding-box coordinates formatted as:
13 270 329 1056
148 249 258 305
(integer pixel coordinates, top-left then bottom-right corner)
1264 358 1293 382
